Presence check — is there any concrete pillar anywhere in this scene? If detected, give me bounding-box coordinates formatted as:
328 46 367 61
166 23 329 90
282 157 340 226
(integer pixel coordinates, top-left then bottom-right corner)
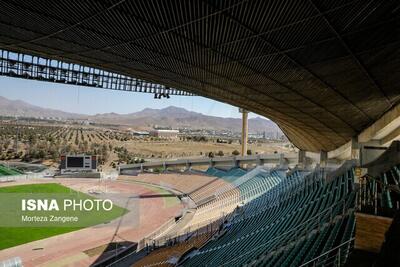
320 150 328 167
359 141 387 166
256 155 263 166
239 108 249 156
234 158 240 168
298 150 306 167
185 161 191 171
209 159 215 167
279 153 288 168
351 137 360 161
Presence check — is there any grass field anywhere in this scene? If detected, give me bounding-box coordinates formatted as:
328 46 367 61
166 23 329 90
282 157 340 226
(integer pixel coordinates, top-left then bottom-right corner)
0 183 126 250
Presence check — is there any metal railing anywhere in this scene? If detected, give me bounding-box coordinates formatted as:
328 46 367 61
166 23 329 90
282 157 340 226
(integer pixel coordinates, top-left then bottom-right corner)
136 217 177 251
0 171 51 182
234 172 325 224
357 174 400 217
133 168 355 267
0 257 22 267
214 167 266 197
299 238 355 267
206 198 351 263
153 209 233 248
194 170 286 220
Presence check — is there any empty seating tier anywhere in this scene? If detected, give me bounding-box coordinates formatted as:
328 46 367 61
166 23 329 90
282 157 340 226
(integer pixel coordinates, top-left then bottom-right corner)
119 173 232 205
0 164 23 176
359 164 400 217
182 167 356 266
127 164 358 267
132 232 212 267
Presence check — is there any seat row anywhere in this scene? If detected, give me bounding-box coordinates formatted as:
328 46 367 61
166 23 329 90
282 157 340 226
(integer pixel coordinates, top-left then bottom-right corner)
182 166 356 266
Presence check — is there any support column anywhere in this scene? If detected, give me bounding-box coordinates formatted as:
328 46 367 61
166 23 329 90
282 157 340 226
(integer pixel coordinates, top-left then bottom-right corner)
239 108 249 156
350 137 360 161
185 160 192 171
279 153 286 168
298 150 306 168
234 157 240 168
256 154 263 166
320 150 328 167
209 158 216 168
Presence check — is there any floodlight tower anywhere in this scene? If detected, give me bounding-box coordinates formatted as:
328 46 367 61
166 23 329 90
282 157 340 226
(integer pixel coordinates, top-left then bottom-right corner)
239 108 249 156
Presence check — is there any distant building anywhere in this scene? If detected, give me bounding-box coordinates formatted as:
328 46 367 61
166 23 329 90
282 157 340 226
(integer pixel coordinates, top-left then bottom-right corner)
149 129 179 139
130 130 150 137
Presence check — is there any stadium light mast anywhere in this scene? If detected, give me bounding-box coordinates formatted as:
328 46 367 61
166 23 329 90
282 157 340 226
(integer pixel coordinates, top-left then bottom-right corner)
239 108 249 156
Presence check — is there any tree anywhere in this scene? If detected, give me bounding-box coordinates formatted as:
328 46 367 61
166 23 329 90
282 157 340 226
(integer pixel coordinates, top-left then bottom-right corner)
28 134 37 145
208 152 214 158
98 144 109 164
48 147 59 161
247 149 252 155
216 150 224 156
37 149 46 159
3 140 10 150
82 140 89 152
232 150 240 156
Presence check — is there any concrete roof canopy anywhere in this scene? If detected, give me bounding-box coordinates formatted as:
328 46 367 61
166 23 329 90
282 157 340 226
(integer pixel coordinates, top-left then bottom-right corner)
0 0 399 152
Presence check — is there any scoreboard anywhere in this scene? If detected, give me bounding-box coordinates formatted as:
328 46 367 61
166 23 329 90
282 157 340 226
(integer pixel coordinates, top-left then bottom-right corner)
60 155 97 174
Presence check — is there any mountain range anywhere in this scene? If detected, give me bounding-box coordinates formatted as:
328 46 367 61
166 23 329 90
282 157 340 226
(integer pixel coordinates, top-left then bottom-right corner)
0 96 281 133
0 96 82 119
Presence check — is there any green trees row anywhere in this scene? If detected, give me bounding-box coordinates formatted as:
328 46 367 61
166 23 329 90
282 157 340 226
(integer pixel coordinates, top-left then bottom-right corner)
207 149 252 158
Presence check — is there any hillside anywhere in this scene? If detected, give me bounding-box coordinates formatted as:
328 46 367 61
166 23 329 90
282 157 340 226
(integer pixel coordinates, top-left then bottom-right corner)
0 96 83 119
92 106 281 133
0 96 281 133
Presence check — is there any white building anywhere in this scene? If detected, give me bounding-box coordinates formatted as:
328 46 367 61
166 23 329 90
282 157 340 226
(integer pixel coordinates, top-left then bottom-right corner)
149 129 179 139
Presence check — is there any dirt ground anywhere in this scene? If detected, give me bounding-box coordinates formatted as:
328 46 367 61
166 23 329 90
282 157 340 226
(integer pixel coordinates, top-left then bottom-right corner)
122 140 293 158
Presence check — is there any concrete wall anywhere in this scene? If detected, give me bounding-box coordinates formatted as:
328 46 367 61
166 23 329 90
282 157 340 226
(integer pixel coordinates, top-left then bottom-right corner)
0 171 50 182
55 172 101 178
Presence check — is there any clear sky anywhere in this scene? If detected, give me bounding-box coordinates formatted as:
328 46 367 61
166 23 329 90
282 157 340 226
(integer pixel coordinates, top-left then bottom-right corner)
0 76 263 119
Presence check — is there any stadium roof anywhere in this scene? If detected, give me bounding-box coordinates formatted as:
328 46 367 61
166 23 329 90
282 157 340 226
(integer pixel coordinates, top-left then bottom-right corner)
0 0 399 152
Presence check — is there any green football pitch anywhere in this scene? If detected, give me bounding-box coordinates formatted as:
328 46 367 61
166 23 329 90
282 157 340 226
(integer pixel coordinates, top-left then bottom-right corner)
0 183 126 250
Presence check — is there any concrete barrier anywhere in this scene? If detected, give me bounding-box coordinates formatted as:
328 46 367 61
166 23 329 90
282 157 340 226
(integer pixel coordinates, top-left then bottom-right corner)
120 153 299 173
0 171 49 182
